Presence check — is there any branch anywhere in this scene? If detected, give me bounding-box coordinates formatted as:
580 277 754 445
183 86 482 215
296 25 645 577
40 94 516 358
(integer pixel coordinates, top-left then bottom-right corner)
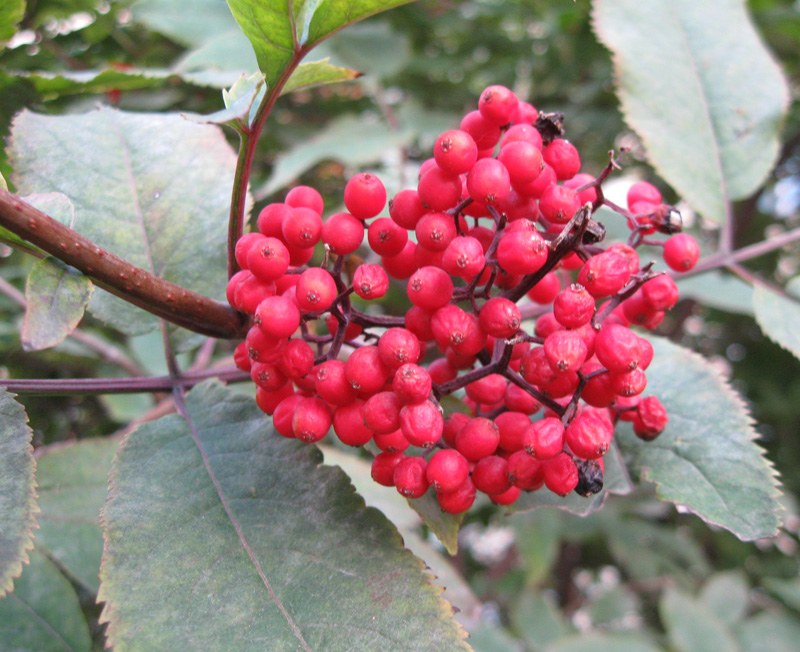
0 188 247 340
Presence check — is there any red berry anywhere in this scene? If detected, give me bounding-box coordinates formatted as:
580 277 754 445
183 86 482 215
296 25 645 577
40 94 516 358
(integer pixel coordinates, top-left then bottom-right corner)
315 360 357 406
282 206 322 249
285 185 324 214
498 140 544 187
523 417 565 460
273 393 303 438
333 400 374 447
504 383 541 415
394 456 430 498
417 166 462 211
416 211 457 252
257 203 291 238
565 414 613 460
250 361 288 392
373 428 410 453
437 477 477 514
292 397 332 442
543 453 579 495
382 240 418 280
496 229 548 275
506 450 544 490
456 417 500 461
278 338 314 379
255 295 300 339
527 271 561 304
465 374 507 405
494 411 532 452
542 139 581 181
295 268 338 312
399 401 443 447
353 264 389 300
434 129 478 175
577 251 633 298
539 184 581 224
407 266 454 310
641 274 679 311
427 449 470 492
393 363 432 404
442 236 486 281
345 345 391 396
472 455 512 495
479 297 521 339
663 233 700 272
610 368 648 397
553 284 595 328
389 189 427 229
460 110 502 149
377 328 422 370
467 158 511 205
372 452 405 487
594 324 643 373
478 84 519 126
368 217 408 257
344 173 386 219
627 181 662 207
634 396 668 440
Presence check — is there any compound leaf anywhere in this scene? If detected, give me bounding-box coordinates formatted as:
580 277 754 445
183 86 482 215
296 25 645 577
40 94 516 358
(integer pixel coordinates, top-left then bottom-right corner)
9 107 239 337
753 277 800 362
227 0 417 88
0 388 37 599
21 257 93 351
99 381 471 652
593 0 790 223
0 549 91 652
616 337 782 540
35 437 119 593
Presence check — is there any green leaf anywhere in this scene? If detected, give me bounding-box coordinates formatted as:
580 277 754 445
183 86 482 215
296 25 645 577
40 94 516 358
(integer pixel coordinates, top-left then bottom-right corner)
736 611 800 652
4 68 174 98
700 572 750 626
592 0 790 223
280 58 362 95
753 277 800 362
133 0 239 47
660 588 739 652
677 270 754 315
467 623 523 652
23 192 76 227
0 388 37 599
226 0 417 87
0 549 92 652
99 381 471 651
35 437 119 593
185 72 267 127
510 588 571 649
315 21 412 80
258 113 416 197
511 440 633 516
21 257 94 351
545 634 664 652
321 446 480 619
9 107 240 336
0 0 25 46
615 337 782 540
405 490 463 556
763 577 800 612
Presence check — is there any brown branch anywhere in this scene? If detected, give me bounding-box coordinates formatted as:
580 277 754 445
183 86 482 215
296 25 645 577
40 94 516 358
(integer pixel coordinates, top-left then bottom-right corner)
0 188 247 340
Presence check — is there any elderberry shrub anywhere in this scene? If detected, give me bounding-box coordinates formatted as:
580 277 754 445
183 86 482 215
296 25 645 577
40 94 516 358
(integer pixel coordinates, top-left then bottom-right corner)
227 84 700 515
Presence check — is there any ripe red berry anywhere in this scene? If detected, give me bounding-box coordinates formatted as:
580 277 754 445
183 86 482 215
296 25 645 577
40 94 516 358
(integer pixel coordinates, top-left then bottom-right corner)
295 268 338 312
427 449 470 493
565 414 613 460
442 235 486 281
494 411 531 452
393 363 433 404
332 400 374 447
498 140 544 187
246 237 291 282
285 185 324 214
478 84 519 126
416 211 458 252
641 274 680 311
353 264 389 300
465 373 507 405
250 361 288 392
522 417 565 460
496 229 548 275
539 184 581 224
663 233 700 272
460 110 502 149
382 240 418 280
399 400 443 447
431 304 486 356
278 338 314 379
389 189 427 229
627 180 662 207
344 172 387 219
272 393 303 438
292 397 332 442
543 453 579 495
394 456 430 498
362 391 402 434
255 295 300 339
367 217 408 257
417 166 463 211
371 451 405 487
472 455 512 495
377 327 422 370
504 383 541 415
553 284 595 328
315 360 358 406
282 206 322 249
467 158 511 205
634 396 668 440
577 251 633 298
543 330 589 373
594 324 643 373
345 345 391 396
434 129 478 175
257 203 292 238
506 450 544 490
456 417 500 461
407 266 454 311
437 477 477 514
373 428 410 453
479 297 521 339
543 139 581 181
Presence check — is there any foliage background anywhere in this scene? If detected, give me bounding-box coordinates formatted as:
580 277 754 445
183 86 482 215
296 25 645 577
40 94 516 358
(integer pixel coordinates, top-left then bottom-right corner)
1 0 799 651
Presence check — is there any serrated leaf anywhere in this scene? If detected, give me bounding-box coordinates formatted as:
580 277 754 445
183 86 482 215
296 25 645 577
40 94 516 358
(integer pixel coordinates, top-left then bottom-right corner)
735 611 800 652
9 107 240 336
511 440 633 516
545 633 665 652
321 447 480 619
0 549 92 652
21 257 94 351
593 0 790 223
227 0 417 87
753 277 800 362
700 571 750 626
0 0 25 45
99 381 471 651
677 270 754 315
0 388 37 599
615 337 782 540
35 437 119 593
660 589 739 652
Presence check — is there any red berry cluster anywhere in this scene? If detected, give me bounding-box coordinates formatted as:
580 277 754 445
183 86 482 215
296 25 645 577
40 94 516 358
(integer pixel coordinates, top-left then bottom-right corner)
227 84 698 514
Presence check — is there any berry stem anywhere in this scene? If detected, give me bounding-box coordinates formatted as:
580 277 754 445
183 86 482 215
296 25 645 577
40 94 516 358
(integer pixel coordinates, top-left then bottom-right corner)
0 188 247 340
